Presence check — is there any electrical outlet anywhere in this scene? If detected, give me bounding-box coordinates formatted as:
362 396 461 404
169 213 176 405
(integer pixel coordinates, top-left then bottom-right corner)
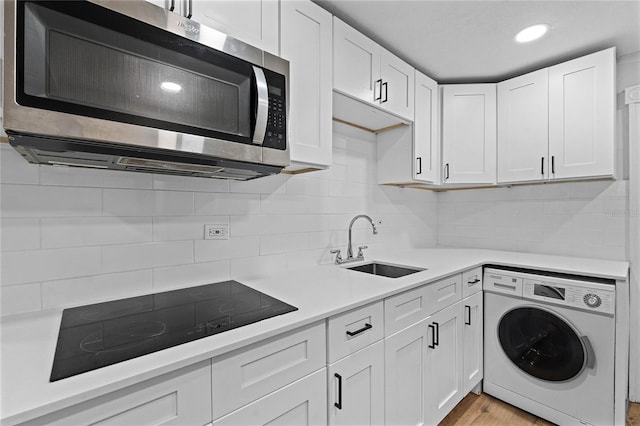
204 224 228 240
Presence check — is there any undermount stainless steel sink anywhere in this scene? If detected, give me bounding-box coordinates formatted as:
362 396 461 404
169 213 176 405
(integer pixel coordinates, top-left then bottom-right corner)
346 262 425 278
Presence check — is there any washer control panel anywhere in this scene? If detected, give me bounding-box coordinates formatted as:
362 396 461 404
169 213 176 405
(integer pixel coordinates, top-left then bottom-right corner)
523 279 615 315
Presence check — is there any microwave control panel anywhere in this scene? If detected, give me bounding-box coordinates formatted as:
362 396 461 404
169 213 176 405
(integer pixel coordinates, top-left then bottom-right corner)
263 69 287 150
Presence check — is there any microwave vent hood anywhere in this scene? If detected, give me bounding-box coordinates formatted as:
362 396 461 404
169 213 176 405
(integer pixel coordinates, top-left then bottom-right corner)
7 133 282 180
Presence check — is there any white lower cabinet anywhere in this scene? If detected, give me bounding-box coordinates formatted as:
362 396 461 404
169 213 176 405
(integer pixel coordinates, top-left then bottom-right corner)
463 291 484 394
426 301 464 425
384 316 431 426
23 361 212 426
212 369 327 426
328 340 385 426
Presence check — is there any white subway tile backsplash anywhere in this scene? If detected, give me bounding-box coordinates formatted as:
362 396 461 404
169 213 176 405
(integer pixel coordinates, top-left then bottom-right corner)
230 215 285 236
195 236 260 262
0 145 39 184
1 247 102 285
285 214 332 233
195 192 260 216
152 174 230 192
260 194 308 215
230 254 286 280
1 283 42 315
229 174 288 194
2 185 102 217
286 176 330 197
40 166 152 189
102 241 193 273
41 217 152 248
1 218 40 251
42 270 153 309
152 261 230 291
153 215 229 241
103 189 194 216
260 232 308 255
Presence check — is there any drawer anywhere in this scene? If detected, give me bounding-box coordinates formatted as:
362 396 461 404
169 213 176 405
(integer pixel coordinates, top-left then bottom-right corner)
384 285 430 336
428 273 462 314
25 361 212 426
483 268 523 296
462 267 483 298
327 301 384 363
211 321 326 419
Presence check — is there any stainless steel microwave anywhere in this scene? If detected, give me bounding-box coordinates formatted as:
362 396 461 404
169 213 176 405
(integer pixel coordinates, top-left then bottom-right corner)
3 0 289 180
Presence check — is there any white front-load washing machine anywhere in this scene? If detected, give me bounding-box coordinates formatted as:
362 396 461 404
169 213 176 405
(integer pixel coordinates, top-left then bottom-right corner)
483 266 616 426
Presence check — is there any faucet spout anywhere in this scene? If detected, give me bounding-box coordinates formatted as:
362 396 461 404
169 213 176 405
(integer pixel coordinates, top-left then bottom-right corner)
347 214 377 260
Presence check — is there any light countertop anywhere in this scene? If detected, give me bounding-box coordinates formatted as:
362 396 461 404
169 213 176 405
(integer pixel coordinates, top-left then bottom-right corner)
0 248 629 425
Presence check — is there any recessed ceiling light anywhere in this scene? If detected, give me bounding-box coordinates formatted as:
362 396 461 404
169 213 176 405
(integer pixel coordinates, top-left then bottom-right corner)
515 24 549 43
160 81 182 93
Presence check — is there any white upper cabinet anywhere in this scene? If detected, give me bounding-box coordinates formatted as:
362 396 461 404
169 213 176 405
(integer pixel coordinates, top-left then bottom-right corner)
281 0 333 168
413 71 439 183
377 71 438 185
442 84 497 184
333 18 414 121
548 47 616 179
497 68 549 183
190 0 279 55
333 18 381 107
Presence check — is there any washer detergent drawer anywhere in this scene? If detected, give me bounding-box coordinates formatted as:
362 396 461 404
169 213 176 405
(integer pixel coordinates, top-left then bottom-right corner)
483 269 523 296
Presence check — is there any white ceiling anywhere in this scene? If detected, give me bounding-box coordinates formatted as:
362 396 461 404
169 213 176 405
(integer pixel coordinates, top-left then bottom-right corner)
312 0 640 83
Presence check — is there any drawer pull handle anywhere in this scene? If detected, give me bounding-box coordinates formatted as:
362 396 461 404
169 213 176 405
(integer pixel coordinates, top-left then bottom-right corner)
428 324 436 349
433 322 440 346
346 323 372 337
468 278 480 285
494 283 517 291
334 373 343 409
465 305 471 325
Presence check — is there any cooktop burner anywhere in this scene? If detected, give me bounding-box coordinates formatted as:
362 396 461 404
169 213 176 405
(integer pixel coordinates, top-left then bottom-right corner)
50 280 297 381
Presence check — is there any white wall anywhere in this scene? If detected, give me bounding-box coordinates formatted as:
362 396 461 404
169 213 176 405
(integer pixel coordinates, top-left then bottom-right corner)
0 122 439 316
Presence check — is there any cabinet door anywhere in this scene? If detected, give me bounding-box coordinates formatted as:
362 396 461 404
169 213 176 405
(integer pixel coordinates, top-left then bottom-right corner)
414 71 439 183
442 84 497 184
213 369 327 426
26 362 212 426
281 0 333 167
380 49 415 120
328 341 385 426
426 301 464 425
191 0 279 55
463 291 483 394
549 48 615 179
385 318 430 426
333 18 381 105
497 69 549 183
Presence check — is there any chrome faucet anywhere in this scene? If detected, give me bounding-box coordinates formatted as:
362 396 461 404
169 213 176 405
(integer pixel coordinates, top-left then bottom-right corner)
331 214 378 264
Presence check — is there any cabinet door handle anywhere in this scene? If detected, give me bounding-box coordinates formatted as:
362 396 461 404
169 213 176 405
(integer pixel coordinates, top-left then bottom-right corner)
169 0 175 11
468 278 480 285
346 323 372 337
541 157 545 175
444 163 450 180
416 157 422 175
433 321 440 346
551 155 555 174
465 305 471 325
374 79 382 101
428 324 436 349
382 81 388 103
334 373 342 409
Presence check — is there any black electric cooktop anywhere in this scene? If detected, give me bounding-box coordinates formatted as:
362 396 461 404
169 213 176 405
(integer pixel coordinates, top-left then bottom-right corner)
50 281 297 381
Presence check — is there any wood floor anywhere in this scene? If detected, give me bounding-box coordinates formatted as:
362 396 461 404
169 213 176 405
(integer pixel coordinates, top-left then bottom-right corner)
439 393 640 426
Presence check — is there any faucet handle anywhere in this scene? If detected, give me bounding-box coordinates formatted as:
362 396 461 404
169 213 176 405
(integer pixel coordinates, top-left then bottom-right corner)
330 249 343 264
357 245 368 259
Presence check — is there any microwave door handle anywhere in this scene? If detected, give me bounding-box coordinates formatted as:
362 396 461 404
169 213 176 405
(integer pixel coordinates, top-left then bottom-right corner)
252 66 269 145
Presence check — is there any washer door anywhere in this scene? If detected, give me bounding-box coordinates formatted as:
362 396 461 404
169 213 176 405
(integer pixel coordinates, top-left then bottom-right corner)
498 307 586 382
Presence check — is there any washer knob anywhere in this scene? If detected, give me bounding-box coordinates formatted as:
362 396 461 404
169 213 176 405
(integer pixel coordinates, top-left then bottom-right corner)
583 293 602 308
